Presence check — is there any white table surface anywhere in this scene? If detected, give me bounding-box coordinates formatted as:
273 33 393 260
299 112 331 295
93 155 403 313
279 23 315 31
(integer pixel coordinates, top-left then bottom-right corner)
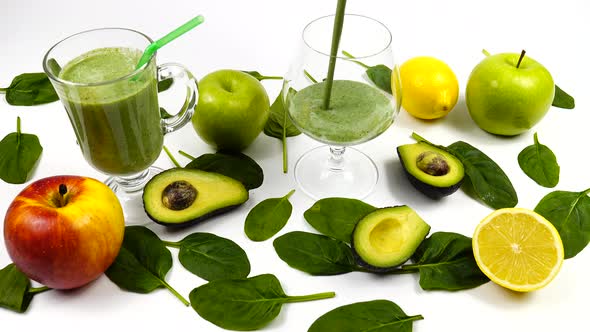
1 0 589 331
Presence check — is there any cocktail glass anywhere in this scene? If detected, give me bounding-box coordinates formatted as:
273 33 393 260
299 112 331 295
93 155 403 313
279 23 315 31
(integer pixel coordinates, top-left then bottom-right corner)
283 14 401 199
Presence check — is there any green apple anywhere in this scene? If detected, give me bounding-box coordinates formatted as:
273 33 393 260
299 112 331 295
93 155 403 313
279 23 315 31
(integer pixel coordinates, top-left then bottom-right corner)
192 69 270 151
466 51 555 136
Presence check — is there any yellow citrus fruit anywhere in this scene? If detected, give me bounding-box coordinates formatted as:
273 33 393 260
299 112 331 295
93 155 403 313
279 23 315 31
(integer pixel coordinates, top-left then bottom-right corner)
472 208 564 292
399 56 459 120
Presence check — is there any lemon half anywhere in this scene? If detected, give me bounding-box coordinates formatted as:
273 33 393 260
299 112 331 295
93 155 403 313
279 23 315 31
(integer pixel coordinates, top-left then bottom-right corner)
472 208 564 292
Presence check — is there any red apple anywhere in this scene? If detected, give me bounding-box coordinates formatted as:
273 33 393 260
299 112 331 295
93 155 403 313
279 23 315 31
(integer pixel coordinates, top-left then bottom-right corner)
3 175 125 289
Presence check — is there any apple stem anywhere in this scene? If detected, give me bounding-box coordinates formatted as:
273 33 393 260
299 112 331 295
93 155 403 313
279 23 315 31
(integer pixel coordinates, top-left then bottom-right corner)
58 184 67 207
516 50 526 68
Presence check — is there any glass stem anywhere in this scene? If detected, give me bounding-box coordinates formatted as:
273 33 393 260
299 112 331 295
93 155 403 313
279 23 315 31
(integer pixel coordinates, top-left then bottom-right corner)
105 169 151 194
328 146 346 171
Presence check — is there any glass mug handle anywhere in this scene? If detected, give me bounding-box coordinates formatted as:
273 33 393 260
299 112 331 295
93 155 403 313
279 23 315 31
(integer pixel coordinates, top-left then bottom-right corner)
157 63 198 134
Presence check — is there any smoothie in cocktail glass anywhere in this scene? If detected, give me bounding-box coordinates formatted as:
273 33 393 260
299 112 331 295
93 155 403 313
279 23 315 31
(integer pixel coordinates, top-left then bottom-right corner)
283 14 401 199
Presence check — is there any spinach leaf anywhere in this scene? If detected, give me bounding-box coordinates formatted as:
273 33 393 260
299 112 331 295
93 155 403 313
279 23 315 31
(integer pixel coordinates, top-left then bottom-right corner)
264 89 301 173
447 141 518 209
274 231 358 275
0 73 58 106
264 90 300 139
245 190 295 241
105 226 189 306
46 58 62 76
160 107 173 119
552 84 575 109
304 198 377 243
157 79 174 119
518 132 559 188
0 263 31 312
342 50 392 94
242 70 283 81
534 188 590 258
0 263 50 313
164 232 250 281
410 132 517 209
308 299 423 332
402 232 489 291
366 64 393 94
190 274 335 331
185 151 263 190
0 117 43 184
157 77 174 92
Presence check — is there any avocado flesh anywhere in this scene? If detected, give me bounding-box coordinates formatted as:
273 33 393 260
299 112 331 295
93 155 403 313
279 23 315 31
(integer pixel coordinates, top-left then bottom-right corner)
352 206 430 271
143 168 248 226
397 142 464 199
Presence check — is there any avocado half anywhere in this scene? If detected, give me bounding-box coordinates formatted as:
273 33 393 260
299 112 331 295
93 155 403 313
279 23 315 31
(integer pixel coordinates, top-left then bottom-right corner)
397 142 464 199
351 206 430 272
143 168 248 226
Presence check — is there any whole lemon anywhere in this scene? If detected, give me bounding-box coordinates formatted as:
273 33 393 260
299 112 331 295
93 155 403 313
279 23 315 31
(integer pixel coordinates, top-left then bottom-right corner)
399 56 459 120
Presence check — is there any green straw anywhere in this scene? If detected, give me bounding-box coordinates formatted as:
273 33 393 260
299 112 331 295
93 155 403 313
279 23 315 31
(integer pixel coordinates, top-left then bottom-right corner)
135 15 205 69
322 0 347 110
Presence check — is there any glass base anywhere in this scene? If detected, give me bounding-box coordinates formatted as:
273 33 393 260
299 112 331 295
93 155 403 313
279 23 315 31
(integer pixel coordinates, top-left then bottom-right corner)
105 166 163 225
294 145 378 200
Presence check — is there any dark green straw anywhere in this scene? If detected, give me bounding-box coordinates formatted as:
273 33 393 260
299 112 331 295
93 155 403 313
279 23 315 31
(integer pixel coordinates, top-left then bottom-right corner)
322 0 347 110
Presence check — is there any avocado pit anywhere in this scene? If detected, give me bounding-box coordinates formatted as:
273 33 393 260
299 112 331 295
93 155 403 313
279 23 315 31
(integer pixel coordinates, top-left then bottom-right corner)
416 151 450 176
162 180 198 211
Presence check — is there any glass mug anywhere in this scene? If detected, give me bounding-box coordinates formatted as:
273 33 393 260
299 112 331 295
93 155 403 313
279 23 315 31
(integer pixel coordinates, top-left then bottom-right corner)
43 28 197 223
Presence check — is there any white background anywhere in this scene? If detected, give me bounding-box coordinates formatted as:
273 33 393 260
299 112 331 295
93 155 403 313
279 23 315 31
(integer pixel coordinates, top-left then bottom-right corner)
1 0 589 331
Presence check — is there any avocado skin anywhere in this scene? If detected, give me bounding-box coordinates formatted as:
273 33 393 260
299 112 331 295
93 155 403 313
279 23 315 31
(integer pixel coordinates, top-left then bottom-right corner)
396 146 464 199
350 238 401 274
146 203 244 228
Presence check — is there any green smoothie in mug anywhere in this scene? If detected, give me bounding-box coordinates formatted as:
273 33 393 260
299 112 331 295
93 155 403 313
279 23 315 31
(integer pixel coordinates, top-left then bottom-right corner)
58 47 163 175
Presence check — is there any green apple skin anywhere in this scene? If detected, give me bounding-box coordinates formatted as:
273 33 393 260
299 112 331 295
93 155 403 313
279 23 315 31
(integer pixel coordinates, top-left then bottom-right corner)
192 69 270 151
466 53 555 136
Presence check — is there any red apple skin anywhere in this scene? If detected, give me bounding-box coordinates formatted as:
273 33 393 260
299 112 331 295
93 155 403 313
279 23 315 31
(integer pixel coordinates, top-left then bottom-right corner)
3 175 125 289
